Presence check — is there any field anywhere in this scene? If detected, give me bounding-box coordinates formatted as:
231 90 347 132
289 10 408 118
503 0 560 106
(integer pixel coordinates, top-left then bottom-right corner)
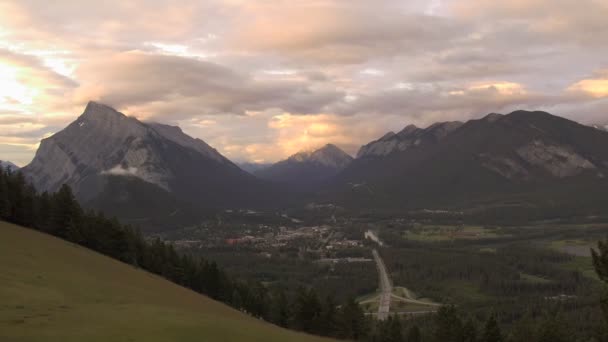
403 224 505 241
0 221 332 342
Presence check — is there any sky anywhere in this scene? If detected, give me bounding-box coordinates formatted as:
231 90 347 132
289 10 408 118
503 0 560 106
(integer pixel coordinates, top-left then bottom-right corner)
0 0 607 166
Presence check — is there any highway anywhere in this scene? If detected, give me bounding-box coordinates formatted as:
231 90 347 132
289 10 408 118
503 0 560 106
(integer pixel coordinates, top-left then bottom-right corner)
372 249 392 320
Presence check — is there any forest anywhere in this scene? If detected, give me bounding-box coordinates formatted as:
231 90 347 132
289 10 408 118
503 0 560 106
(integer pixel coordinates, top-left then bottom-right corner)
2 166 608 341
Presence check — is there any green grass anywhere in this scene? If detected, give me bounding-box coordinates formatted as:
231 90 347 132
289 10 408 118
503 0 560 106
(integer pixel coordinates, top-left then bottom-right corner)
0 221 333 342
404 225 504 242
549 239 596 257
562 256 599 281
519 273 552 284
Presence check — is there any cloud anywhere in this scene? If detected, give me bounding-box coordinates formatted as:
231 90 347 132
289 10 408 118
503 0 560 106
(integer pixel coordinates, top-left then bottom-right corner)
227 1 466 64
71 51 343 120
101 165 139 177
0 0 607 164
568 70 608 98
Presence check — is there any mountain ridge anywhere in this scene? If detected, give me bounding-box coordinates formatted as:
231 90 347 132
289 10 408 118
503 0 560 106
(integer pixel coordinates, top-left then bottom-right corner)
22 102 286 229
254 144 353 189
329 110 608 213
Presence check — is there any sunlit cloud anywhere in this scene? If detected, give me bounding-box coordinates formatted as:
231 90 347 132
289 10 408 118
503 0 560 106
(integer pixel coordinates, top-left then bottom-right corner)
568 72 608 98
0 0 606 165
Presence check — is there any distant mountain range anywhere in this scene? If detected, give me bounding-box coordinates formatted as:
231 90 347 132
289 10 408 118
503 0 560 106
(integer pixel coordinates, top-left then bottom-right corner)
254 144 353 189
237 162 272 174
22 102 285 228
20 103 608 227
0 160 19 171
330 110 608 215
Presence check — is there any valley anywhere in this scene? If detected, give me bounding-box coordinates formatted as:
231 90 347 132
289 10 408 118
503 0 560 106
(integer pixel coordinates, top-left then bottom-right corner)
3 2 608 340
4 102 608 341
158 205 607 340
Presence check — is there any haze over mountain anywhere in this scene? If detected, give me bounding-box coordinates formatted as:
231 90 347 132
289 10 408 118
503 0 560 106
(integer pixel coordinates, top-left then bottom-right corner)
238 162 272 174
22 102 283 226
331 110 608 214
255 144 353 189
591 124 608 132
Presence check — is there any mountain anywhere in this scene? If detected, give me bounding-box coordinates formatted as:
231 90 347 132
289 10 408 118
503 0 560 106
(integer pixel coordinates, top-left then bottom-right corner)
22 102 282 227
238 162 272 174
331 110 608 215
591 123 608 132
0 221 331 342
357 121 463 158
0 160 18 171
255 144 353 189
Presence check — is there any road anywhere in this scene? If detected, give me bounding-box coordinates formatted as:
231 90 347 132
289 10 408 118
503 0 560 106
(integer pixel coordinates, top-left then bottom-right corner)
372 249 392 320
365 230 384 246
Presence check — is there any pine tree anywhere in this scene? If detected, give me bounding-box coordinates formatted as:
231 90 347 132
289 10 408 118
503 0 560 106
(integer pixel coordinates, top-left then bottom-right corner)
387 316 403 342
593 239 608 323
0 169 10 219
536 313 568 342
50 184 81 237
462 318 478 342
294 287 322 333
320 294 339 336
270 287 291 328
482 314 503 342
435 305 464 342
339 297 367 340
407 325 422 342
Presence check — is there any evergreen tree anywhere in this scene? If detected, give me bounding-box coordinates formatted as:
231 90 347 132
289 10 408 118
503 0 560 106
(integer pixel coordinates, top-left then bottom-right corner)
435 305 464 342
387 316 404 342
407 325 422 342
0 169 10 219
339 297 367 340
294 287 322 333
320 294 339 336
536 313 568 342
462 318 478 342
50 184 81 237
593 239 608 323
481 314 503 342
270 287 291 328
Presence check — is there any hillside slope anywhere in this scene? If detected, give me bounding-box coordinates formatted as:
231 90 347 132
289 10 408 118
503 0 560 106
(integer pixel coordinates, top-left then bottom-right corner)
0 221 332 342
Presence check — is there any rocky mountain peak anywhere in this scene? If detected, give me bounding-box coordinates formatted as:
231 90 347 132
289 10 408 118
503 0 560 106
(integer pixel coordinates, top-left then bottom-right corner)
22 102 241 200
288 144 353 169
309 144 353 169
357 120 462 158
397 124 419 137
254 143 353 187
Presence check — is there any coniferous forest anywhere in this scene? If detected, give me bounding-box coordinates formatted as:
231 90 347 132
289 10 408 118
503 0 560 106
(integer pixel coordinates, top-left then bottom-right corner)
3 165 608 341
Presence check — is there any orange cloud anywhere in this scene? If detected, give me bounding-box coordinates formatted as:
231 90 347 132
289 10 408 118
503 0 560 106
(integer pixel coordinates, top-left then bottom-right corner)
568 73 608 98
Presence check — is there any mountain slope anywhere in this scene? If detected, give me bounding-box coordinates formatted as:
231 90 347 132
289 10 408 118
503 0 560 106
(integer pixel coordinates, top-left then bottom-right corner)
332 110 608 212
255 144 353 189
0 221 332 342
238 162 272 174
0 160 18 170
22 102 283 225
357 121 463 158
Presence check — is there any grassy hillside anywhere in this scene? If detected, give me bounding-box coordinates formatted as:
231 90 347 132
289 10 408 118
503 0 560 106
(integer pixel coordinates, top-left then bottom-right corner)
0 221 332 342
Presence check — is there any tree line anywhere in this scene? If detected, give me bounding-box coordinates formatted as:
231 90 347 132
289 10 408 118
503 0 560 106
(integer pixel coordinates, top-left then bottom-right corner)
3 165 608 341
0 167 368 339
